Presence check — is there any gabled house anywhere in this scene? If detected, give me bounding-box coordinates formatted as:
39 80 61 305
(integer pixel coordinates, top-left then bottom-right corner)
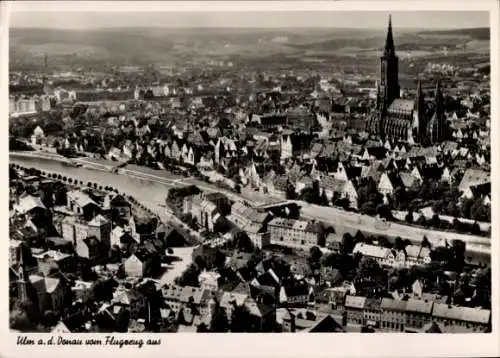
123 251 158 278
319 176 358 208
243 297 276 332
279 280 309 307
66 190 100 219
399 172 420 191
214 137 238 165
51 321 72 333
440 166 452 183
13 194 47 219
461 183 491 201
352 243 405 268
128 215 158 243
378 172 397 196
31 125 45 146
28 274 67 314
240 162 261 188
344 295 366 325
404 245 432 266
103 193 132 217
198 270 221 291
170 140 182 161
32 250 72 275
110 226 138 252
71 280 95 303
458 169 490 193
280 134 293 161
76 236 106 261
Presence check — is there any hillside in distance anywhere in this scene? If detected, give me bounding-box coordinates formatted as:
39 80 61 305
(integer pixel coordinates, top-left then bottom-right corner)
10 26 490 69
416 27 490 40
291 27 489 53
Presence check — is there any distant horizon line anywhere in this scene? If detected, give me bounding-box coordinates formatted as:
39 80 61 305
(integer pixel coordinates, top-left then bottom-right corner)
10 25 490 30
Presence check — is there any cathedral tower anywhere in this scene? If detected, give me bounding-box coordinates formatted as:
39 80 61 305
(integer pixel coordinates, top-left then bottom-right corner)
377 15 401 118
415 79 426 141
432 79 445 143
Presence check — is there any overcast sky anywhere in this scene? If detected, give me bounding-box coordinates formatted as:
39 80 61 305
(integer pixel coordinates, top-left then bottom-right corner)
9 9 490 30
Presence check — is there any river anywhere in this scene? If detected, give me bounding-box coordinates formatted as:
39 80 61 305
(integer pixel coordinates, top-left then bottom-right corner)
11 154 177 208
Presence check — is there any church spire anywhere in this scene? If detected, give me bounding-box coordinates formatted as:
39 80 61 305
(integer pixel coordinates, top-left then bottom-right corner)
416 78 425 109
433 78 445 143
435 78 444 112
17 244 29 302
384 15 396 57
435 78 442 97
416 78 426 142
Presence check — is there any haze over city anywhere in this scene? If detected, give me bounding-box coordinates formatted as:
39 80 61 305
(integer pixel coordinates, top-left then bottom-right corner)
10 10 489 30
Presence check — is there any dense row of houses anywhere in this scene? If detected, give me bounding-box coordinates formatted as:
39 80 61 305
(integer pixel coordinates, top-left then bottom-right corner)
342 295 490 333
352 242 431 268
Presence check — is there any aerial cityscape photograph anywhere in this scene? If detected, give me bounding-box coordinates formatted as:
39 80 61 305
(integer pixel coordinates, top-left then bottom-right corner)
7 6 492 335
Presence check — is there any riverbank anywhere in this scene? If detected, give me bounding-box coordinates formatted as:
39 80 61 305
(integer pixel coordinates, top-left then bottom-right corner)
11 151 204 243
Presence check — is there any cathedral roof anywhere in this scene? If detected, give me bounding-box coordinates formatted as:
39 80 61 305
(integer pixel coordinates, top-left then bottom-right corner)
388 99 416 113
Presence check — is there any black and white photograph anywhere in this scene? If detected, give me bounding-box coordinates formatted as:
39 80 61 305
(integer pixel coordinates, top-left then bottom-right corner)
4 0 496 343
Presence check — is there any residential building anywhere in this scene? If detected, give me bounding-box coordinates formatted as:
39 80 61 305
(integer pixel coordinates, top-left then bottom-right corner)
9 240 23 266
162 284 206 317
268 218 324 250
110 226 138 251
279 282 309 307
66 190 101 219
61 215 111 248
404 245 432 266
76 236 105 261
280 134 293 161
123 251 157 278
51 321 71 333
458 168 490 193
431 304 491 331
380 298 407 332
28 275 66 314
13 194 47 218
305 314 345 333
344 295 366 325
103 193 132 217
32 250 72 275
325 234 343 252
244 297 276 332
227 201 270 249
198 270 221 291
30 125 45 145
363 298 382 327
319 176 359 208
404 298 434 331
71 280 95 303
352 243 405 268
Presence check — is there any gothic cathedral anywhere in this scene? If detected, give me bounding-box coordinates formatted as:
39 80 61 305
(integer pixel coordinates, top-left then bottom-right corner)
366 15 447 145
